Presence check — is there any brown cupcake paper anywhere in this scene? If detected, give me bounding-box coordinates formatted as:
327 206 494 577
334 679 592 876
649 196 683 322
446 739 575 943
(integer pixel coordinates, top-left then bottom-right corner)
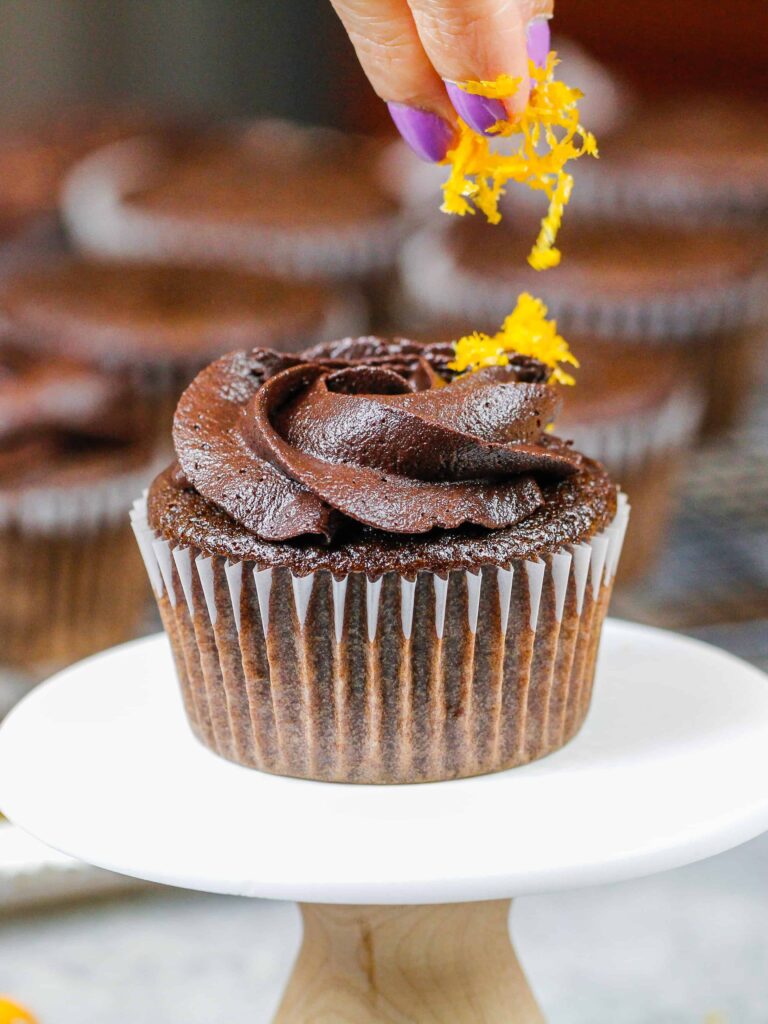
132 492 629 784
0 464 156 675
62 135 410 282
400 228 768 344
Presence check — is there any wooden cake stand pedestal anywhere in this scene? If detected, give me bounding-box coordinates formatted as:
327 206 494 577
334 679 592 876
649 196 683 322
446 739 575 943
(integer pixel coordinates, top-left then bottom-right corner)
3 621 768 1023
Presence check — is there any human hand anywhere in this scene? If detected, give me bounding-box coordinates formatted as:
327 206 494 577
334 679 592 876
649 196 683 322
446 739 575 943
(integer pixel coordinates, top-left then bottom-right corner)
329 0 553 161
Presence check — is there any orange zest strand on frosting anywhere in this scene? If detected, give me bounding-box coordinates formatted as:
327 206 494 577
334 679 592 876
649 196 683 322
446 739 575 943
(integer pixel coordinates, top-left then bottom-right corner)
449 292 579 386
0 997 37 1024
440 53 598 270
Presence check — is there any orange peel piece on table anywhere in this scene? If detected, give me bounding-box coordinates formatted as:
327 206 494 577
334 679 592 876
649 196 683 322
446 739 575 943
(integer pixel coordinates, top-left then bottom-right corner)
440 53 598 271
449 292 579 386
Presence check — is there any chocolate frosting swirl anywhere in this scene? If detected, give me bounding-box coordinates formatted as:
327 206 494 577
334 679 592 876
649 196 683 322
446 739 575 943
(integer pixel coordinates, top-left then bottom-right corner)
172 338 582 544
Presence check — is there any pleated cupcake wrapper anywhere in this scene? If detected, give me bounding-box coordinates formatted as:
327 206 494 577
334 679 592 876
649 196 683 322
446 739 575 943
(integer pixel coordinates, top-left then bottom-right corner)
0 462 158 536
566 162 768 225
400 229 768 343
561 385 704 478
0 518 150 675
62 139 409 282
131 492 629 783
1 463 156 673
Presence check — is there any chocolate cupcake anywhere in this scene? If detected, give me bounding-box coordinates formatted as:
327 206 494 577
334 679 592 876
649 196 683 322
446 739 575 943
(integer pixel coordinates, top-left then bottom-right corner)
384 325 701 586
569 97 768 225
133 338 628 784
0 347 153 675
0 213 60 284
401 218 768 435
0 258 363 442
0 106 158 226
61 121 407 319
0 105 171 277
555 340 703 584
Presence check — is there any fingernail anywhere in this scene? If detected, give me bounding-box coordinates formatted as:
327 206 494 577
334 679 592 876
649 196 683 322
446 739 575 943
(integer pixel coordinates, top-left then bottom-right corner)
527 18 551 69
445 81 507 136
387 103 455 162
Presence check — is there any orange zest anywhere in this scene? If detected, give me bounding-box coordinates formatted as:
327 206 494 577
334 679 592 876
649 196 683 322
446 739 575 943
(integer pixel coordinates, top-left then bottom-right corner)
440 53 598 270
449 292 578 386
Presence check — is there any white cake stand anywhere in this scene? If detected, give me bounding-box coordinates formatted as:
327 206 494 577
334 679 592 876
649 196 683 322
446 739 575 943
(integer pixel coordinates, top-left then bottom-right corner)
2 619 768 1023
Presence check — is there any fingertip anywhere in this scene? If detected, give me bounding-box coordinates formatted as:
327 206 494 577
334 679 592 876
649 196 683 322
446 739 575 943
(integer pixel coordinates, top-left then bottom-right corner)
501 79 531 121
527 18 552 71
445 81 507 136
387 102 457 162
500 18 552 119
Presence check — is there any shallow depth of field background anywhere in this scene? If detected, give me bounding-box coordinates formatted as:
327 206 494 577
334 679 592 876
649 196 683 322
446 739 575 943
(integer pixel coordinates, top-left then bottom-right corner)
0 2 766 1022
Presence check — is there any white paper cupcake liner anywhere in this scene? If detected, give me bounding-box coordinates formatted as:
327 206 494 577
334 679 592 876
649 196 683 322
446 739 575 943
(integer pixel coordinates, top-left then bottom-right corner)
131 491 628 783
62 133 410 282
0 461 159 535
400 228 768 343
567 160 768 226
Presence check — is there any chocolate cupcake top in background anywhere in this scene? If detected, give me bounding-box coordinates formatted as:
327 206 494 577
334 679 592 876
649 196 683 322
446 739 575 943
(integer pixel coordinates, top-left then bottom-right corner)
149 337 616 576
0 347 146 491
0 258 361 373
62 121 408 281
400 217 768 339
554 339 686 424
554 338 704 475
569 96 768 223
0 106 162 225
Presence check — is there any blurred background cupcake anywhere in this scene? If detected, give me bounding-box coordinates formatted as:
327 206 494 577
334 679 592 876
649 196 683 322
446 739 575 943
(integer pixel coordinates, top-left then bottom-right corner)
568 98 768 227
0 257 363 443
0 344 153 681
0 107 160 227
555 340 703 584
61 121 408 326
0 106 175 277
399 215 768 438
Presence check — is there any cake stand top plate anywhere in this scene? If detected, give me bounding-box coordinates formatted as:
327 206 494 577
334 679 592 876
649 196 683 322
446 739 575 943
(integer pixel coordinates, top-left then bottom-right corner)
2 620 768 905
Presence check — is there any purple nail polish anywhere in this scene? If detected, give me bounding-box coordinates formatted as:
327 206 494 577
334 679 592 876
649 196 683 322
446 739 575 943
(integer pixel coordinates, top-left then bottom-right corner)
387 103 455 162
445 81 507 136
527 18 551 70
